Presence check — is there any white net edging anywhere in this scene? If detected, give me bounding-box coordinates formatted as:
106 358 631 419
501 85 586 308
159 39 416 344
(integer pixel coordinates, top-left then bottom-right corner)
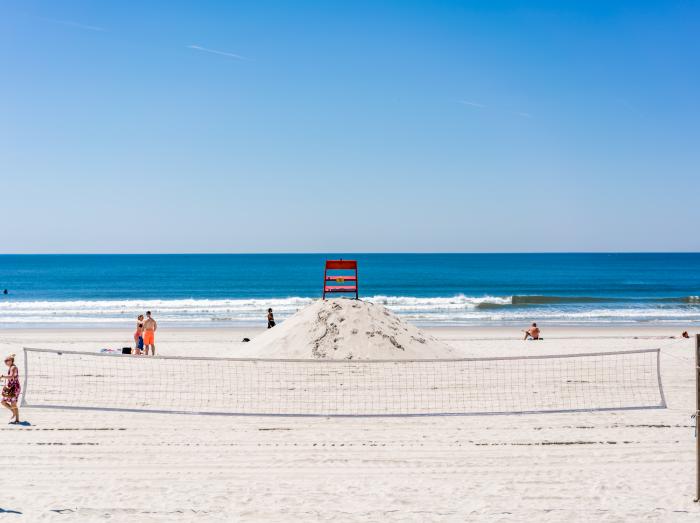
21 348 666 417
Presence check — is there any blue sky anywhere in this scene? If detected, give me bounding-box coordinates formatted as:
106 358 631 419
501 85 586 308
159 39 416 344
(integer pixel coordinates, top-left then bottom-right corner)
1 1 698 253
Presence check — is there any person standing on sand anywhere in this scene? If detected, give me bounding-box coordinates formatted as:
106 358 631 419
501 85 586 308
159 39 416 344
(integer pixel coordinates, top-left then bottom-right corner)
523 322 541 340
134 314 145 355
143 311 157 355
1 354 21 424
267 308 275 329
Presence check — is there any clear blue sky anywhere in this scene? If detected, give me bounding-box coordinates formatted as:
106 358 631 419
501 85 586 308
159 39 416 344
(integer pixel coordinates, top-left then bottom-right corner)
1 1 698 253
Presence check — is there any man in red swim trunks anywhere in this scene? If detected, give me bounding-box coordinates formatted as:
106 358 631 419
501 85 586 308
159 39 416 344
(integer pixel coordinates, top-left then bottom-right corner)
143 311 157 355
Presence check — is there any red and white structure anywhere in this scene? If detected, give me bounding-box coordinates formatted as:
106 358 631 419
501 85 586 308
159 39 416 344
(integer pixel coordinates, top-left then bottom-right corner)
322 259 359 300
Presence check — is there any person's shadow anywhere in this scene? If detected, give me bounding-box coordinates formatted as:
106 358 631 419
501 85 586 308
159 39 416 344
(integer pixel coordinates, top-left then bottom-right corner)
0 508 22 514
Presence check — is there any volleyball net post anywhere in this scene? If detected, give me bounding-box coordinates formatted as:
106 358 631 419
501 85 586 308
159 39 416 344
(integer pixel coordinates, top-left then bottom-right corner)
694 334 700 502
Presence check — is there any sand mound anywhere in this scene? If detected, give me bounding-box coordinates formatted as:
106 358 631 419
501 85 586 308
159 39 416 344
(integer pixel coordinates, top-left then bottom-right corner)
240 298 456 360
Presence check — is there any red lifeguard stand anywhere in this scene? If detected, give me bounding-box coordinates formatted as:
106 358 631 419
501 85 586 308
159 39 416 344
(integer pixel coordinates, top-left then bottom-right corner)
323 260 359 299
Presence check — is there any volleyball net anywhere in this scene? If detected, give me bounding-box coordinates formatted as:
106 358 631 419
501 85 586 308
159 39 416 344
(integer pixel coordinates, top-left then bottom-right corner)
21 347 666 417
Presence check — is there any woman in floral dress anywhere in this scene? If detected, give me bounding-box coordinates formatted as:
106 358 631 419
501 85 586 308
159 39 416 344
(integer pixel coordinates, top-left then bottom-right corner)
1 354 21 424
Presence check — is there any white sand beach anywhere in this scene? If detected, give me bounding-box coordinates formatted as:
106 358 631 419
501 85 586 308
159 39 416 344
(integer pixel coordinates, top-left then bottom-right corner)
1 320 699 521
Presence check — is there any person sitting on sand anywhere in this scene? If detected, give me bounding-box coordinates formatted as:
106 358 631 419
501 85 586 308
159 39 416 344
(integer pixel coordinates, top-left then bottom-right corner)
1 354 21 424
143 311 157 356
134 314 145 355
267 308 276 329
523 322 541 340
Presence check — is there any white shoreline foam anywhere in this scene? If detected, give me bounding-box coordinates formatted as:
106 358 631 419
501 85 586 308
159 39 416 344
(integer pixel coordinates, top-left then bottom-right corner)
1 295 699 327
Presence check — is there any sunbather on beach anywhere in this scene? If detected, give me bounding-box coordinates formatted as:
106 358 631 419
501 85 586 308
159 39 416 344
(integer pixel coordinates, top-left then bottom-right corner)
523 323 540 340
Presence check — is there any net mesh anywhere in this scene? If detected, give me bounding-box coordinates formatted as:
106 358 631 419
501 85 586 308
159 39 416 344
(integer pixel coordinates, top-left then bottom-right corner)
21 348 665 417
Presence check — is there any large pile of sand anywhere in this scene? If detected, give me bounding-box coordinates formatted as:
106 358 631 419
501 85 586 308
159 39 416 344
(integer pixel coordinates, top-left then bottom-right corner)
240 298 456 359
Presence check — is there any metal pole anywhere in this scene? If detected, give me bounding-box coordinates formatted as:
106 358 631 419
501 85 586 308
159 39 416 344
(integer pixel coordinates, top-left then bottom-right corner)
695 334 700 502
20 347 29 408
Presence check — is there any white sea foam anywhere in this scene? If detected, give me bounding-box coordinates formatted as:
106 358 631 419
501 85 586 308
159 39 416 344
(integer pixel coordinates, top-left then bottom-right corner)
0 295 698 326
368 294 512 310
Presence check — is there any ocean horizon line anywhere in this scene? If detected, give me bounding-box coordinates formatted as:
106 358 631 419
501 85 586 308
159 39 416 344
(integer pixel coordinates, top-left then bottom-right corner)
1 251 700 256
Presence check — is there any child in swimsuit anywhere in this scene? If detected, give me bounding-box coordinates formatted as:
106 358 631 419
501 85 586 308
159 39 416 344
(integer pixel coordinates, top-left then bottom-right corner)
134 315 144 355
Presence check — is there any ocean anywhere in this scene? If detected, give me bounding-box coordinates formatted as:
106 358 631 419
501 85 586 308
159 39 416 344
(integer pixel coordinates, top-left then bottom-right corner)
0 253 699 327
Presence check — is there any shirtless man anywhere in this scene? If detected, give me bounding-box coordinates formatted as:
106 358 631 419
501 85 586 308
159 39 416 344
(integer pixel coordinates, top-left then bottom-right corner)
523 322 540 340
143 311 157 355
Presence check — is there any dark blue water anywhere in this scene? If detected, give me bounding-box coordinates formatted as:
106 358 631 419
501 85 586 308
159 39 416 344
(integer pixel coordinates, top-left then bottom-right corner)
0 253 699 326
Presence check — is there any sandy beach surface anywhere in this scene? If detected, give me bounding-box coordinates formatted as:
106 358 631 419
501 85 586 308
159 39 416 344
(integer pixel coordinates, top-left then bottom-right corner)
1 325 699 521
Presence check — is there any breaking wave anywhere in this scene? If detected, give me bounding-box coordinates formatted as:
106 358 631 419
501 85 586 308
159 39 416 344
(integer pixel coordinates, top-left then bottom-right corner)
0 293 699 327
